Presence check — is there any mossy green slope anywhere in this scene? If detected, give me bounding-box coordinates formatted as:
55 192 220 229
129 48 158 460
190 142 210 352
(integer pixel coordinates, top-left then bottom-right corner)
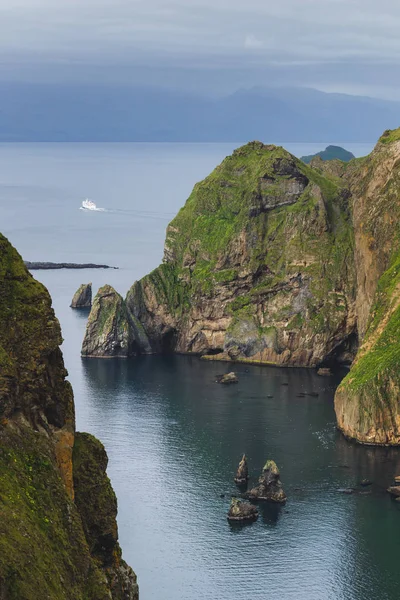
0 232 74 442
127 141 356 367
0 427 111 600
0 234 138 599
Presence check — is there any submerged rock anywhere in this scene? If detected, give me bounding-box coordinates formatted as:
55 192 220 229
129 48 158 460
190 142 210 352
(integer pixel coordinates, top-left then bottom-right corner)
71 282 92 308
217 372 238 384
227 498 258 522
234 454 249 485
317 367 331 376
360 479 372 487
247 460 287 503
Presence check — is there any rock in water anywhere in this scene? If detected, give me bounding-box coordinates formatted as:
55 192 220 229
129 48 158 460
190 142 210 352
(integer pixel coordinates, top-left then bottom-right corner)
317 367 331 376
70 282 92 308
234 454 249 485
81 285 133 357
247 460 287 503
82 284 152 358
227 498 258 522
217 372 238 384
387 486 400 498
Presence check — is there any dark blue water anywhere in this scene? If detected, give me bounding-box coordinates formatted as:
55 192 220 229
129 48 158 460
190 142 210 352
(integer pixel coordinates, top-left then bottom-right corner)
3 142 400 600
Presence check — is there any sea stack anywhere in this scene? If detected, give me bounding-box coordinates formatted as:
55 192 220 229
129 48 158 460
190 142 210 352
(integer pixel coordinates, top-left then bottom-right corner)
70 283 92 308
247 460 287 503
234 454 249 485
81 285 132 357
227 498 258 522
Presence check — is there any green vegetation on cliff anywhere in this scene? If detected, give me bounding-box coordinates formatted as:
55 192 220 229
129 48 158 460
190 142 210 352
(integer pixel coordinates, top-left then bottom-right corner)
0 234 138 599
123 141 356 366
335 130 400 444
0 427 111 600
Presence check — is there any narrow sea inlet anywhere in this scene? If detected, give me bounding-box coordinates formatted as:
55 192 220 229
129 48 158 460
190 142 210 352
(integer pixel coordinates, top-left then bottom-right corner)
3 141 399 600
58 346 400 600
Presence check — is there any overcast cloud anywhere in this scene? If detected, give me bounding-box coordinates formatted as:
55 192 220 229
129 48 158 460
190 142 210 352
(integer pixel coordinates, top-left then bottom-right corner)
1 0 400 97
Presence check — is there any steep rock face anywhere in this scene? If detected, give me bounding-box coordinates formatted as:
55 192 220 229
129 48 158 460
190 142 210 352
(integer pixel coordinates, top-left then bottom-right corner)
0 234 138 599
71 283 92 308
82 285 133 357
125 142 356 367
0 233 75 496
82 285 151 358
73 433 139 599
334 132 400 444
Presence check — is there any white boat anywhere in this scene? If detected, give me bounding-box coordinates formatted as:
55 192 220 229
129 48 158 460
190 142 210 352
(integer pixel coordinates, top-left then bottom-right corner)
80 198 98 211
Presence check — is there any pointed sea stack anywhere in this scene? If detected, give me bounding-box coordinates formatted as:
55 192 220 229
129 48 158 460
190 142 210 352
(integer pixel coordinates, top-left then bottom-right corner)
234 454 249 485
247 460 286 503
227 498 258 522
81 285 132 357
70 282 92 308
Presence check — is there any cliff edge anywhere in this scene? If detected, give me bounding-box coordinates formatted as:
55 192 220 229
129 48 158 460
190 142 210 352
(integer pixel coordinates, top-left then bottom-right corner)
0 233 138 599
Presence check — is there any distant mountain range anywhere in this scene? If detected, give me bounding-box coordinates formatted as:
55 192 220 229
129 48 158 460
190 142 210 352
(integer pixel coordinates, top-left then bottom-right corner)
0 82 399 142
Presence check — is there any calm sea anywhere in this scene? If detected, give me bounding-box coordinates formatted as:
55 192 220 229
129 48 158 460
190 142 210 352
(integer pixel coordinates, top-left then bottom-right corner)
3 141 400 600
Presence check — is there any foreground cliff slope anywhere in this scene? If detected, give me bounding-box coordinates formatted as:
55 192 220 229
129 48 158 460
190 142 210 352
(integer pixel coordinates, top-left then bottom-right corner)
335 130 400 444
84 142 357 367
0 233 138 599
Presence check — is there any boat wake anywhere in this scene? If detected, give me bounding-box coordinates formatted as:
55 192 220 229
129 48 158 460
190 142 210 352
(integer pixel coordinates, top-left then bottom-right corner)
79 198 106 212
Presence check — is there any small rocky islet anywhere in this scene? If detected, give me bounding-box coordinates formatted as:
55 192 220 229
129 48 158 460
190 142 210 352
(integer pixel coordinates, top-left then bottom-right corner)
81 128 400 447
70 283 92 308
227 457 286 522
234 454 249 485
227 498 258 523
246 460 287 503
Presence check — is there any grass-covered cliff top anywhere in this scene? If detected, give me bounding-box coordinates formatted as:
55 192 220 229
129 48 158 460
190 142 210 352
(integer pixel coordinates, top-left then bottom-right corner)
134 140 354 325
0 233 73 428
378 127 400 145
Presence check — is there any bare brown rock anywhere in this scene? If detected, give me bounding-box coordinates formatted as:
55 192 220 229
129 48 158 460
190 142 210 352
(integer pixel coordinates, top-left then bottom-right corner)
227 498 258 522
234 454 249 485
247 460 287 503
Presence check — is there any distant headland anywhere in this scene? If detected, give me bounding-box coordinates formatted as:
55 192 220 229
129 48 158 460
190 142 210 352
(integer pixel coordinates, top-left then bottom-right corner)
25 261 118 270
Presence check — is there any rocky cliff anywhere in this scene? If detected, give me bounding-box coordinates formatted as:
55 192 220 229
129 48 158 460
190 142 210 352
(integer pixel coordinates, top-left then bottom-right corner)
82 132 400 446
71 283 92 308
334 130 400 445
0 233 138 599
84 142 357 368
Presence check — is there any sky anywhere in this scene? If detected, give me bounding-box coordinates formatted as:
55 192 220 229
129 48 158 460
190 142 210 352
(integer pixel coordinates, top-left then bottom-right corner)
1 0 400 98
